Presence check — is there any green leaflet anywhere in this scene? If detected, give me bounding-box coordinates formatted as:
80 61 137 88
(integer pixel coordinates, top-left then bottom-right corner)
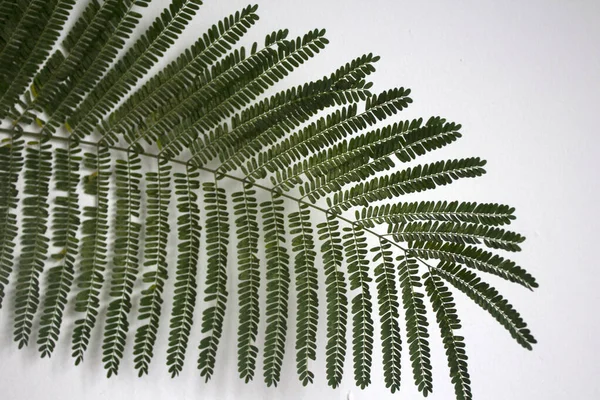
13 142 52 349
0 134 24 308
425 272 472 400
329 157 487 212
261 194 290 386
198 179 229 381
409 240 537 289
134 158 172 376
38 141 81 357
289 202 318 385
398 255 433 395
168 167 201 377
356 200 517 228
434 262 536 349
343 224 374 389
372 239 402 392
102 152 142 377
233 183 260 382
0 1 537 398
71 145 110 364
317 213 347 388
300 117 463 201
388 220 525 252
72 147 111 365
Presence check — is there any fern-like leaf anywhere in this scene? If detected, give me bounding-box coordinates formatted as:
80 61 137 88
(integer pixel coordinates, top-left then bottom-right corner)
317 213 348 388
388 221 525 252
0 134 24 308
37 142 81 357
424 272 472 400
371 239 402 393
434 262 536 349
0 2 537 398
13 142 51 348
102 152 142 377
289 202 318 385
133 158 172 376
330 158 487 212
343 224 373 389
71 145 110 364
167 167 201 377
234 183 260 382
356 201 517 229
198 179 229 381
398 255 433 395
410 241 537 289
260 194 290 386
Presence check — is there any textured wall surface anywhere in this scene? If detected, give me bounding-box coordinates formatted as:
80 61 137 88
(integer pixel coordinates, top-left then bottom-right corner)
1 0 599 399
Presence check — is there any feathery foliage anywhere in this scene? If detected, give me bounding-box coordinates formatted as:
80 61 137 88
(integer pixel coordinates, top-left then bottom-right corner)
372 239 402 392
0 1 536 398
317 213 348 388
134 158 172 376
343 224 374 389
398 255 433 395
102 152 142 377
289 202 318 385
425 272 472 400
168 167 201 377
197 179 229 381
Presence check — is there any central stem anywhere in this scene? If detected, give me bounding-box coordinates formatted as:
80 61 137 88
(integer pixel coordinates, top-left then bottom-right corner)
0 127 438 269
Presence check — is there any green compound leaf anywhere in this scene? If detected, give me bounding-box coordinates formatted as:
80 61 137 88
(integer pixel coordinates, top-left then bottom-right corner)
0 2 536 398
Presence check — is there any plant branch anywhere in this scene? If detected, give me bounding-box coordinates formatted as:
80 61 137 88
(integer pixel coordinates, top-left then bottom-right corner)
0 128 439 269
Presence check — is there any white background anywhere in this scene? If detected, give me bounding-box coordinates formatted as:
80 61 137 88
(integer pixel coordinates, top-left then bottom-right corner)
1 0 600 399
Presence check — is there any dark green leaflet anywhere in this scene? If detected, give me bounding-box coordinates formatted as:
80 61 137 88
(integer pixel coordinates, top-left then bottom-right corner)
168 167 201 377
71 145 110 364
0 134 24 309
134 157 172 376
425 272 472 400
261 194 290 386
398 255 433 395
38 141 81 357
317 213 347 388
102 152 142 377
289 202 318 385
13 142 52 348
197 179 229 381
343 224 374 388
233 183 260 382
372 239 402 392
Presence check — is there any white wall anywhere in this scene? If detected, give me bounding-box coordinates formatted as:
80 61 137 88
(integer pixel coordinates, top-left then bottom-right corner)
1 0 599 399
